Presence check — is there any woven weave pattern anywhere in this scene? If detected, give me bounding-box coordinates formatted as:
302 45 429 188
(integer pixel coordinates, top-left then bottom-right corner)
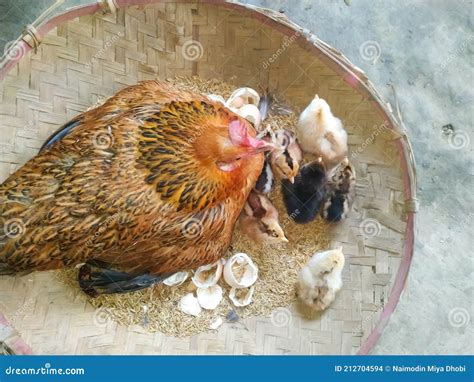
0 2 407 354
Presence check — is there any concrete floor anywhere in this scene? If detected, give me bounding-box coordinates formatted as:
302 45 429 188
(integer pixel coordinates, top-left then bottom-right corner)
0 0 472 354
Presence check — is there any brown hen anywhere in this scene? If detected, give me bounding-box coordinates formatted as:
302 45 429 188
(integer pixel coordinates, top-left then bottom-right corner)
0 81 271 294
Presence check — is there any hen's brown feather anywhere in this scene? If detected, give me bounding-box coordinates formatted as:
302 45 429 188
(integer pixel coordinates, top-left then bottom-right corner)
1 80 263 276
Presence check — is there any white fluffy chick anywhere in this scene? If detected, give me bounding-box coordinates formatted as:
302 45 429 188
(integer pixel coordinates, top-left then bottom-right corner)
297 247 345 311
296 95 348 169
240 191 288 244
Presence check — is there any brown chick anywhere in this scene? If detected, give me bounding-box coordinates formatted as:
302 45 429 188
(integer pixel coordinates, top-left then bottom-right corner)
0 80 275 295
322 158 356 222
269 129 303 183
239 191 288 244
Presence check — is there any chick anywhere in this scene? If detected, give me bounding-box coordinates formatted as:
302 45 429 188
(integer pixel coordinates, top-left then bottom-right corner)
296 95 348 169
240 191 288 244
281 158 327 224
322 158 356 222
297 247 345 311
254 157 274 194
269 129 303 183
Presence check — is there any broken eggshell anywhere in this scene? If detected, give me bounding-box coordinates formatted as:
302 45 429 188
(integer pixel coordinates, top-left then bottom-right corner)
223 253 258 288
227 87 260 109
192 260 223 289
179 293 202 317
229 286 255 307
235 104 262 128
163 271 189 286
197 285 223 310
209 317 223 330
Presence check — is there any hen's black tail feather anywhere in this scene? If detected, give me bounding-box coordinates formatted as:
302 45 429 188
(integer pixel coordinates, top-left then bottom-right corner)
78 262 172 297
0 263 14 276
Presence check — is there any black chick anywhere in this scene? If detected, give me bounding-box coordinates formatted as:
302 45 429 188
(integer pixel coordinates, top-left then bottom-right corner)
322 158 356 222
281 158 327 224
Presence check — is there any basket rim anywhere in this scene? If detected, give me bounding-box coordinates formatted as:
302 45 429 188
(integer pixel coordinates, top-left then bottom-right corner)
0 0 417 356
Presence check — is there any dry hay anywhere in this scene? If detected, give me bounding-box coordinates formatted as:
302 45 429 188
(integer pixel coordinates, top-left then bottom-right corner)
58 76 330 337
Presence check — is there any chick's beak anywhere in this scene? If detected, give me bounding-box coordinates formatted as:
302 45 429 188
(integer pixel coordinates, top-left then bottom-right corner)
288 176 295 184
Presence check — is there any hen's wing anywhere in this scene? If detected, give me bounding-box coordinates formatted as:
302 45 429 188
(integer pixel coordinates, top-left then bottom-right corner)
41 80 205 151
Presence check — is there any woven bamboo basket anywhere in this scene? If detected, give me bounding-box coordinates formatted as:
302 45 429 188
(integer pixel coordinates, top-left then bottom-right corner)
0 0 417 355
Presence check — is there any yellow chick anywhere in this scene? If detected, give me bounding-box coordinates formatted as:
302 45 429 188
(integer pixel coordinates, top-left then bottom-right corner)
297 247 345 311
269 129 303 183
240 191 288 244
296 95 348 169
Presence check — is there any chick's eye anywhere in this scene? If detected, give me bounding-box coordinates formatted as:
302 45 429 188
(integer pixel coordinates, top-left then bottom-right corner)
271 231 278 237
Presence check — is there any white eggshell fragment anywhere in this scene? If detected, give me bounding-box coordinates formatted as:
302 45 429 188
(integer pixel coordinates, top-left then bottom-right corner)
209 317 223 330
229 286 255 307
223 253 258 288
207 94 226 105
227 87 260 108
197 285 223 310
163 271 189 286
192 260 223 289
235 104 262 128
179 293 201 317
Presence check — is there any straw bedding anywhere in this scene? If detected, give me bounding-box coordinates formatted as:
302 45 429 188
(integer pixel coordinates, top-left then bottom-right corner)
59 76 330 337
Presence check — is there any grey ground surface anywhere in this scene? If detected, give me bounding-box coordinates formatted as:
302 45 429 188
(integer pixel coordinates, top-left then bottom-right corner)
0 0 472 354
